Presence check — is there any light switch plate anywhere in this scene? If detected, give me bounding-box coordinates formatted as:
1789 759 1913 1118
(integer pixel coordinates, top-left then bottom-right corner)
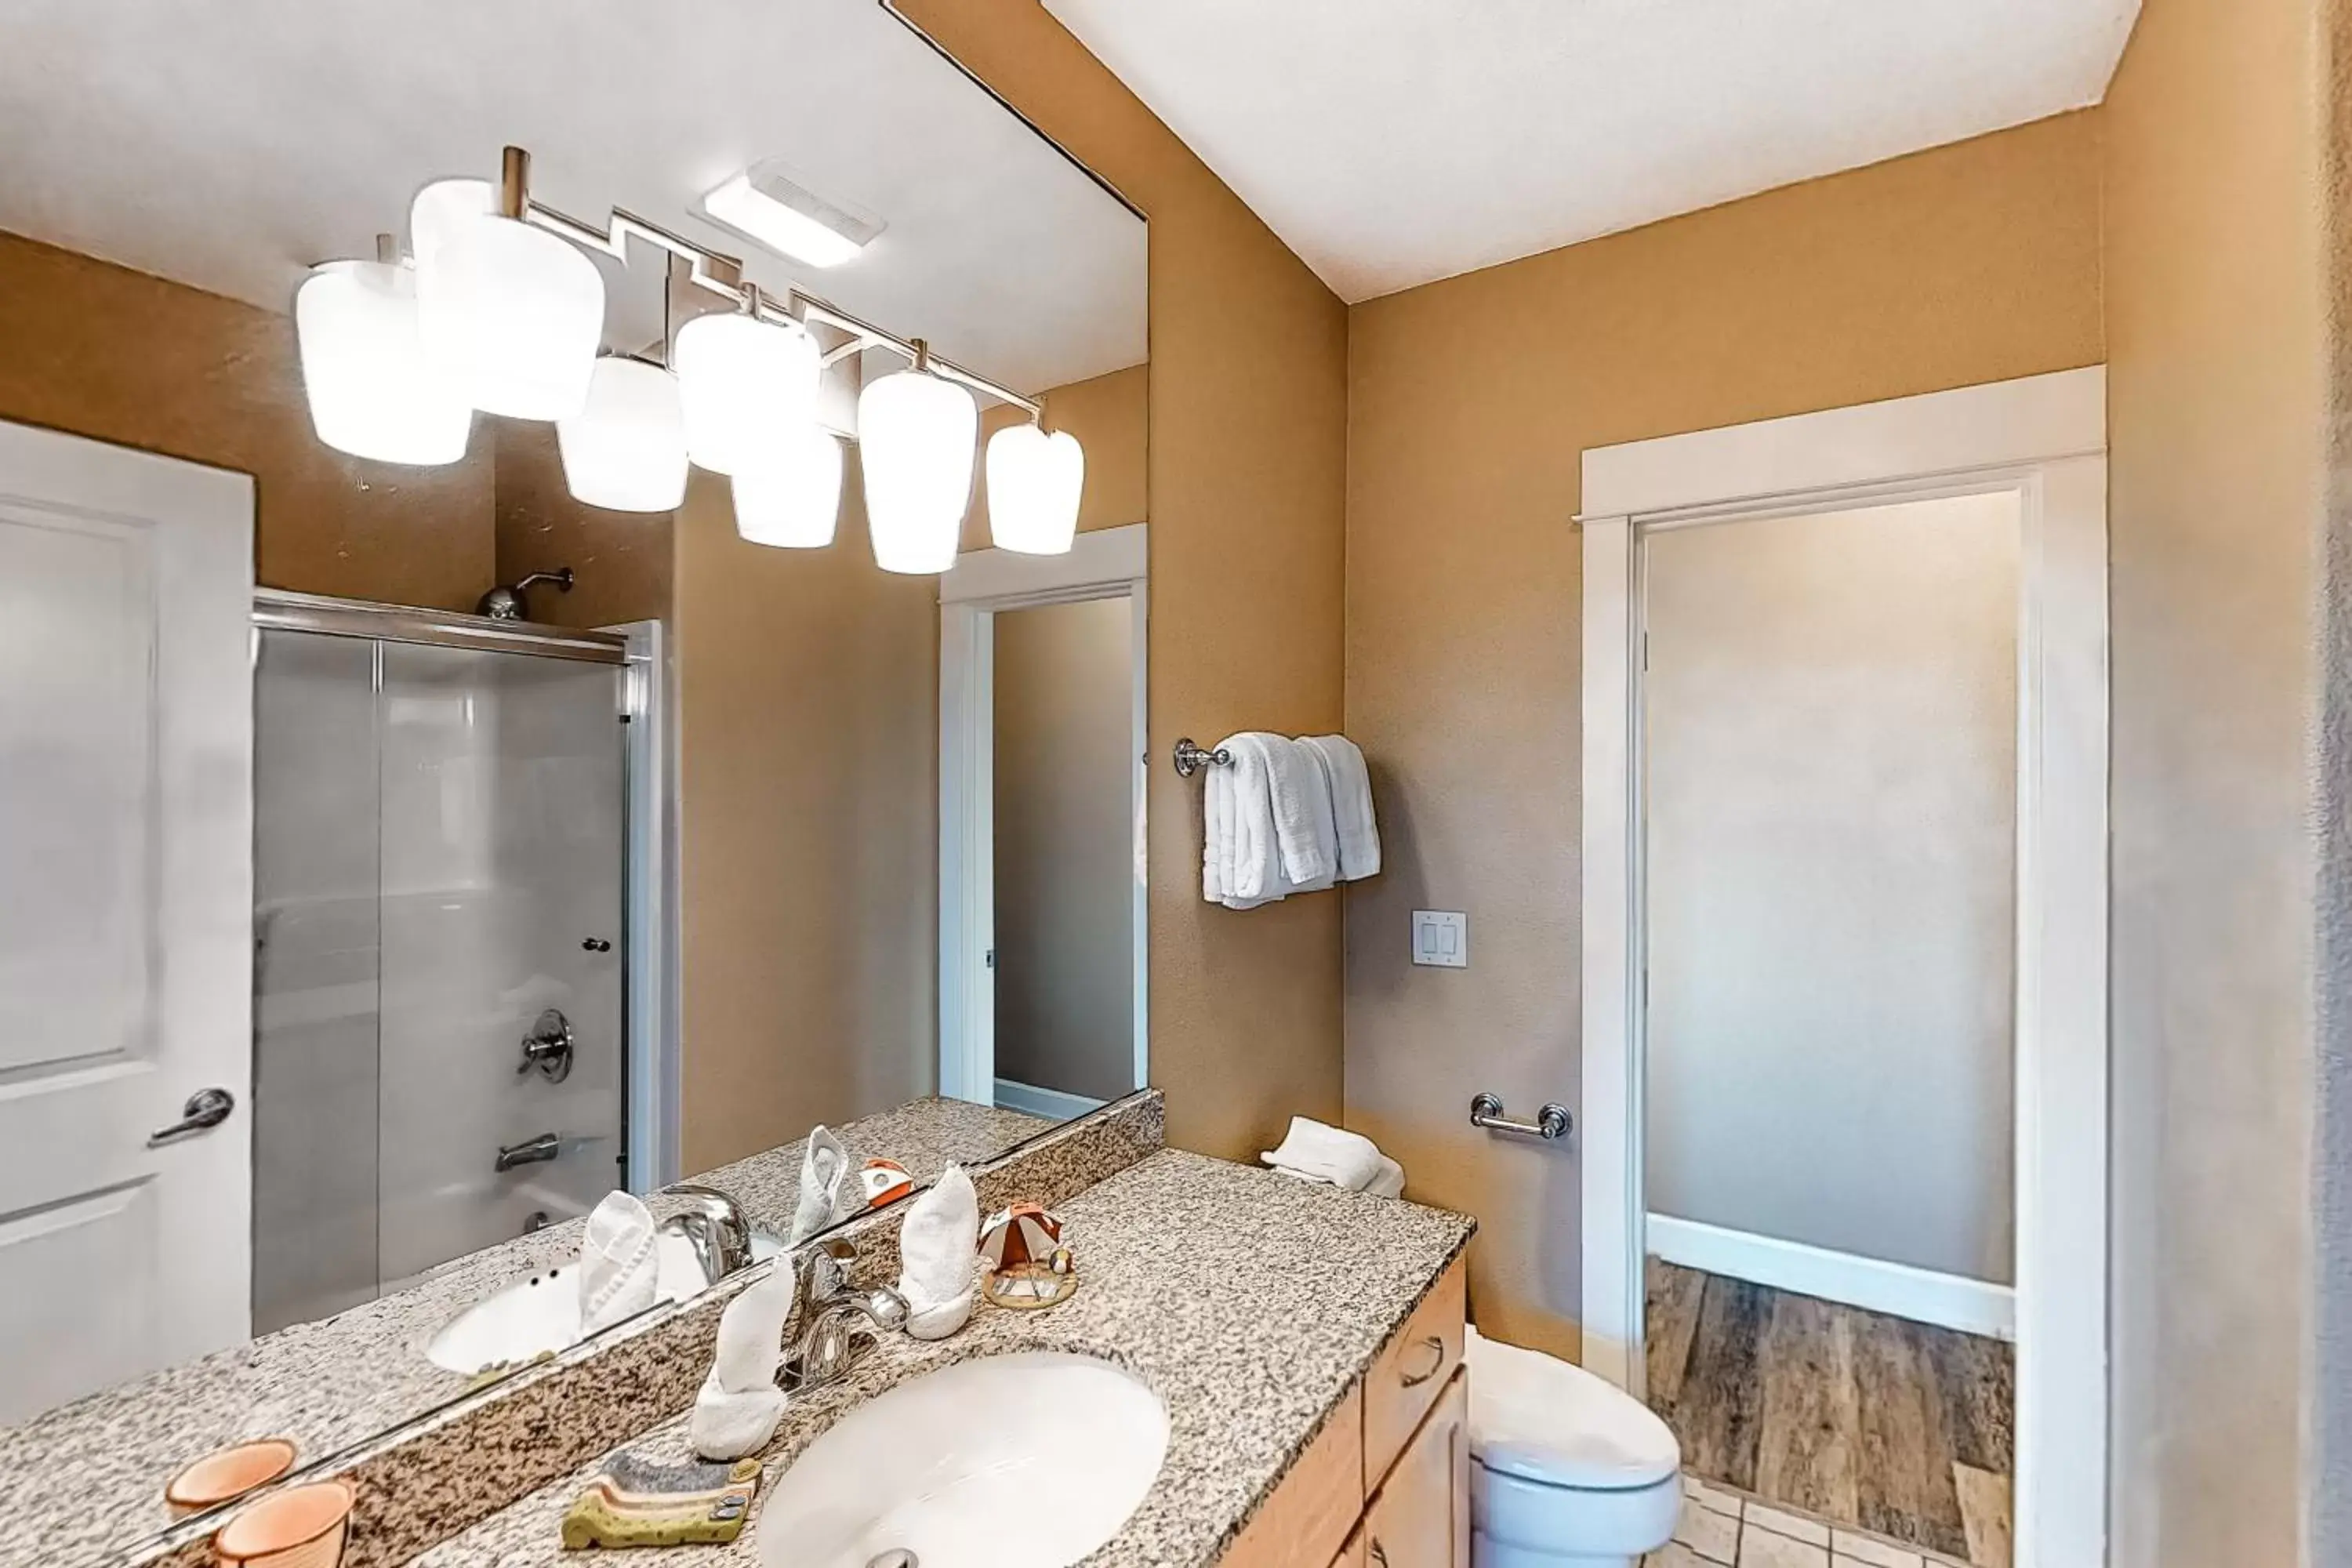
1412 910 1468 968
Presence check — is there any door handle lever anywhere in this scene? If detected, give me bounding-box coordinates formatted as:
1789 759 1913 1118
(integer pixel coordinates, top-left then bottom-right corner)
148 1087 236 1147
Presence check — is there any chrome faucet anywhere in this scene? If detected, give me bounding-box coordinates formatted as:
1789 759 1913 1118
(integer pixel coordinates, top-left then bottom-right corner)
658 1183 756 1287
783 1238 908 1392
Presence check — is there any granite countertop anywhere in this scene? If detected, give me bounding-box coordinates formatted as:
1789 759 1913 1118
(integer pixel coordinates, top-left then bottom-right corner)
413 1149 1475 1568
1 1098 1049 1568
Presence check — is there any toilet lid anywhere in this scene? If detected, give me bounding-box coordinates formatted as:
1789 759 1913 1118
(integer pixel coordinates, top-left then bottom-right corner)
1464 1327 1682 1491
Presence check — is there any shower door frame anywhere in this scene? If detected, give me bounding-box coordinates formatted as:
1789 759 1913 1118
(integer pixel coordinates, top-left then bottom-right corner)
249 590 677 1197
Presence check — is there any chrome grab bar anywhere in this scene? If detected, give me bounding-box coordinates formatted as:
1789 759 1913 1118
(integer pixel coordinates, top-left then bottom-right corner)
1469 1092 1571 1142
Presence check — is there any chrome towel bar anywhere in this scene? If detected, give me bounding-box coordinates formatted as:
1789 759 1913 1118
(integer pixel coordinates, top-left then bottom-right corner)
1470 1092 1572 1142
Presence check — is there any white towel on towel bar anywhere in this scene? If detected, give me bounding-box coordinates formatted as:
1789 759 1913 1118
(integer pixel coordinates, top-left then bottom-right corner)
1203 733 1336 909
1301 735 1381 880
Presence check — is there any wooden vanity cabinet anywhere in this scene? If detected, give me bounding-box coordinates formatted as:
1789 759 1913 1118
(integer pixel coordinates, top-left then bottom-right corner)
1218 1256 1470 1568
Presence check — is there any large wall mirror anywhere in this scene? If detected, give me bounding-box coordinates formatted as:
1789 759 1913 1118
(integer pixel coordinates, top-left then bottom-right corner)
0 2 1145 1563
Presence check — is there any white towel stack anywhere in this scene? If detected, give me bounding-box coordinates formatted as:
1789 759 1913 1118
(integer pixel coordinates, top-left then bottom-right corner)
1260 1116 1406 1200
1202 732 1381 909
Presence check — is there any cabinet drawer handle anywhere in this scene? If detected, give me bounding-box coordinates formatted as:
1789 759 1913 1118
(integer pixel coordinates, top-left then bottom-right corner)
1398 1334 1446 1388
1368 1541 1388 1568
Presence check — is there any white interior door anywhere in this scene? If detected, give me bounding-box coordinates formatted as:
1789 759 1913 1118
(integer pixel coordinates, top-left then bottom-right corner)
0 421 253 1423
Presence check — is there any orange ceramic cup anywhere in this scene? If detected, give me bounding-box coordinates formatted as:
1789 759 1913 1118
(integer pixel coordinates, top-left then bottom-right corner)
213 1479 354 1568
162 1438 298 1518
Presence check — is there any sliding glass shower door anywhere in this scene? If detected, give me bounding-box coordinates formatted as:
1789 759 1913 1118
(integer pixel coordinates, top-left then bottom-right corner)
252 628 626 1331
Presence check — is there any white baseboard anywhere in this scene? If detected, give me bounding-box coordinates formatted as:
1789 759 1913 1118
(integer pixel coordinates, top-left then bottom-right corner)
993 1078 1105 1123
1646 1212 2016 1341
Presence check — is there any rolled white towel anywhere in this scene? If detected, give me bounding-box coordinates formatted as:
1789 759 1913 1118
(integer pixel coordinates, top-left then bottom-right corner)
1259 1116 1388 1192
789 1126 851 1244
578 1190 659 1336
895 1165 979 1341
689 1265 793 1459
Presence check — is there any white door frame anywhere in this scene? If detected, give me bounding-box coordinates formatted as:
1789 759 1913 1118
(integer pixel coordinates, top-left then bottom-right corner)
1578 368 2109 1568
938 523 1148 1107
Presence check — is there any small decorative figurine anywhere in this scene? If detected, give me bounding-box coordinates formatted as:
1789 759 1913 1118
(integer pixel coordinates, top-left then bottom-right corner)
979 1203 1078 1311
858 1157 914 1208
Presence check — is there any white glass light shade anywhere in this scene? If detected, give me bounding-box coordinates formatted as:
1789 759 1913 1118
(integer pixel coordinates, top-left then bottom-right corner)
858 368 976 575
985 423 1085 555
731 426 844 548
670 311 821 475
413 208 604 421
293 260 473 466
556 358 688 512
408 178 492 268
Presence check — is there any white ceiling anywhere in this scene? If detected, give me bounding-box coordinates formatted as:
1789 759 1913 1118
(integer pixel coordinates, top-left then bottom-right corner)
0 0 1145 395
1042 0 2138 303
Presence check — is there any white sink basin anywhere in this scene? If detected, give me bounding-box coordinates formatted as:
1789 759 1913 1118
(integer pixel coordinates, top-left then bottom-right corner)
758 1352 1168 1568
426 1230 782 1374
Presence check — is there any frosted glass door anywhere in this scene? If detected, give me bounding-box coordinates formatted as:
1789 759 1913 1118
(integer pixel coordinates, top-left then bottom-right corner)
374 644 625 1290
252 630 381 1334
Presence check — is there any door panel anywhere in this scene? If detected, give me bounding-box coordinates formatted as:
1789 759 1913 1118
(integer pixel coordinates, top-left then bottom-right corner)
0 422 252 1423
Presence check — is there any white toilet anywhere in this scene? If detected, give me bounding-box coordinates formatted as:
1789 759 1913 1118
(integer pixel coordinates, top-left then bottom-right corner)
1464 1327 1684 1568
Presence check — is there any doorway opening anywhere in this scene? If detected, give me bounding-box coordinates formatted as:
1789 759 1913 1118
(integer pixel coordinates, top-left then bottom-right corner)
938 524 1148 1118
1579 371 2108 1568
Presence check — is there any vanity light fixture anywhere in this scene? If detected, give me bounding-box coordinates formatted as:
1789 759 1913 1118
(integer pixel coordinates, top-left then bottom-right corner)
985 416 1085 555
412 150 604 420
859 342 978 575
699 159 884 270
557 356 689 512
292 238 474 466
732 426 845 548
296 146 1078 573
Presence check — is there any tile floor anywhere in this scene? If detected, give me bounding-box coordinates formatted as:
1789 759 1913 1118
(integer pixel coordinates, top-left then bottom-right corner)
1642 1473 1976 1568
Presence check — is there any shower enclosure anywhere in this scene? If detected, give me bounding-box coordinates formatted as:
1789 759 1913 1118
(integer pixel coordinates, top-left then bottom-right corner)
249 593 632 1334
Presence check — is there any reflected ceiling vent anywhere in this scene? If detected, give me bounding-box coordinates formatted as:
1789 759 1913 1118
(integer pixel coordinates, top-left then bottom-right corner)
699 158 885 270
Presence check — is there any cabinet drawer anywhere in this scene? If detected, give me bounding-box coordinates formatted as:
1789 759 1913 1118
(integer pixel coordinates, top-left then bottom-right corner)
1365 1367 1470 1568
1363 1254 1467 1494
1219 1382 1365 1568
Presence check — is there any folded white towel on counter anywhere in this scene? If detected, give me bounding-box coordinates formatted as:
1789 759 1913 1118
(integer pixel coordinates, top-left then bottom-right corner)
895 1164 979 1341
1259 1116 1399 1195
789 1125 851 1243
689 1265 793 1459
1301 735 1381 881
578 1190 661 1336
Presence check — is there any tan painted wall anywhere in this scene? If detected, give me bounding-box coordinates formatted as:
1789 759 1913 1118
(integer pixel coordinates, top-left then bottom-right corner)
0 228 495 611
892 0 1351 1160
1341 112 2105 1358
2102 0 2327 1559
673 469 940 1173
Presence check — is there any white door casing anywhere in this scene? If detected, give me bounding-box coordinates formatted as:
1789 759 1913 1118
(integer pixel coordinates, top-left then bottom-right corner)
937 523 1148 1105
0 421 253 1423
1577 368 2109 1568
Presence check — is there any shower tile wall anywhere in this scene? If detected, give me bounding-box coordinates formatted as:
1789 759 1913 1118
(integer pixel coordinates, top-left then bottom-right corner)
375 644 624 1294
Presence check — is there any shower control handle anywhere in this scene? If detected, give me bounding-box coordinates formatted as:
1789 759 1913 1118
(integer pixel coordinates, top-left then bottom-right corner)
517 1008 575 1083
581 937 612 953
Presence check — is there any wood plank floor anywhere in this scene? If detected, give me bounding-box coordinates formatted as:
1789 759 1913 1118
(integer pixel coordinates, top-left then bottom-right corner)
1644 1258 2014 1564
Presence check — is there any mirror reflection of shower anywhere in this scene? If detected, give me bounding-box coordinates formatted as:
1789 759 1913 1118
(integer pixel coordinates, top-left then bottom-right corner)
476 566 575 622
250 593 628 1333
